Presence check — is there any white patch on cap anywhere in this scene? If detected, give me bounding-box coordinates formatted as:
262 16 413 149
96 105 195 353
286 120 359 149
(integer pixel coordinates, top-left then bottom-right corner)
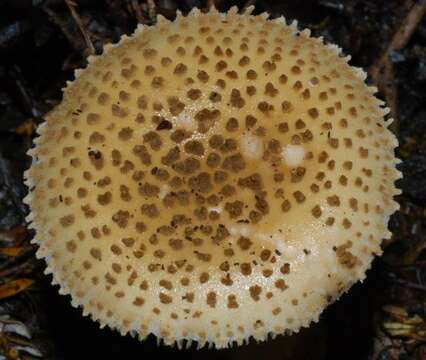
255 231 286 253
208 205 223 214
175 109 196 130
281 144 305 167
230 224 251 237
240 134 263 160
159 185 170 200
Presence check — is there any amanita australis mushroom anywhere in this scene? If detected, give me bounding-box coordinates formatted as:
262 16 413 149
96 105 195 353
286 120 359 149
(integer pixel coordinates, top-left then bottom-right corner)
24 7 401 348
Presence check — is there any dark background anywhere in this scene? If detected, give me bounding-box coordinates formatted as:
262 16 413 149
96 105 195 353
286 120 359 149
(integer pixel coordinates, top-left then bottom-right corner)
0 0 425 359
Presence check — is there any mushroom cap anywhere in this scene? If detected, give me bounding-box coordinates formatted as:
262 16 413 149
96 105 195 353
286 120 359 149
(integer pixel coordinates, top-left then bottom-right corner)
24 7 401 349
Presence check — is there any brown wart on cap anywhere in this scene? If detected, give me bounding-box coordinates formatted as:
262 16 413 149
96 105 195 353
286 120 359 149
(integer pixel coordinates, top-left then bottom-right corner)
24 6 401 349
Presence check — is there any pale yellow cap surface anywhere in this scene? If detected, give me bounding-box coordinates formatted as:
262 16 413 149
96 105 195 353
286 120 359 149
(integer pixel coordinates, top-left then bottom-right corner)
24 7 401 349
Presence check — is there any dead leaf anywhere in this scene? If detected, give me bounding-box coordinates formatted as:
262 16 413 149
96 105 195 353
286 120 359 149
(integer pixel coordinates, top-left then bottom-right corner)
0 247 23 257
0 279 34 299
0 226 28 247
15 120 38 136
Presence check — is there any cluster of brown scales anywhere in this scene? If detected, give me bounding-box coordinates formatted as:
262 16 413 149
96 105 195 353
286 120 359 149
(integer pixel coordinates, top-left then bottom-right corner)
24 6 401 349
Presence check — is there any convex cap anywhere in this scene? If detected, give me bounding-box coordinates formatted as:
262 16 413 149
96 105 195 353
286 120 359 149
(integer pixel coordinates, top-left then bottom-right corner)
24 6 401 349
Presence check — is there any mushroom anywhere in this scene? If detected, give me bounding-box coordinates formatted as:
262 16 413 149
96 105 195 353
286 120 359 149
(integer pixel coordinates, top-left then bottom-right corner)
24 7 401 349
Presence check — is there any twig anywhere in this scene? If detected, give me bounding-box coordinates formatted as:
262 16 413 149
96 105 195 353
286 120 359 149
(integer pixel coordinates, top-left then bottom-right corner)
369 0 426 135
64 0 95 55
11 66 41 118
394 261 426 269
130 0 145 23
391 278 426 291
388 0 426 51
43 5 81 52
146 0 157 22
